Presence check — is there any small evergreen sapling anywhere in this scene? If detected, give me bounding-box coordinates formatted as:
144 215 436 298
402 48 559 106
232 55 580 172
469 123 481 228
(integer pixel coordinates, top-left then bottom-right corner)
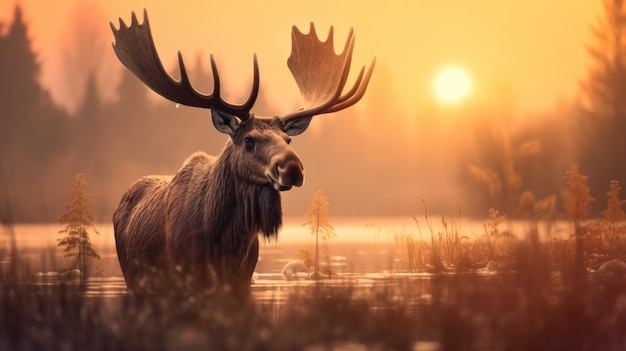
57 173 100 279
301 190 336 279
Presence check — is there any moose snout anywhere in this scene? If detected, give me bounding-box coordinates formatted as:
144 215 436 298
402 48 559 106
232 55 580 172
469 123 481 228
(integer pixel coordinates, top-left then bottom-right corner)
268 156 304 191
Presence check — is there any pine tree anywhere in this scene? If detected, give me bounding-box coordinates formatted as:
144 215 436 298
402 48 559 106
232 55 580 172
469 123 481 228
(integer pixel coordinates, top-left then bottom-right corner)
303 190 336 278
583 0 626 119
580 0 626 207
1 5 41 108
0 5 42 149
77 69 102 119
57 174 100 279
0 5 71 222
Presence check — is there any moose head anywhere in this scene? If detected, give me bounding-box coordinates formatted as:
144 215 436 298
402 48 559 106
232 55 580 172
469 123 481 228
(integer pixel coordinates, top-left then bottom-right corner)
111 10 374 192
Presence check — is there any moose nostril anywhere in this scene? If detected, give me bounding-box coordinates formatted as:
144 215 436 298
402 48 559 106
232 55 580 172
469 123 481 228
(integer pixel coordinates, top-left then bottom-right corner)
276 160 304 186
288 162 304 185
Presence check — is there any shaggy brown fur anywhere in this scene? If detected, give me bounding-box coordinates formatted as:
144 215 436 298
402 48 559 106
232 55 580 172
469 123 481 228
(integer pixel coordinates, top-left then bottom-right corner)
113 116 302 296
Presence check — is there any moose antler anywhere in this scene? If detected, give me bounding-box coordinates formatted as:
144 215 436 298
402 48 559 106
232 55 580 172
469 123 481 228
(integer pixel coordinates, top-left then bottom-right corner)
110 9 259 120
280 23 375 123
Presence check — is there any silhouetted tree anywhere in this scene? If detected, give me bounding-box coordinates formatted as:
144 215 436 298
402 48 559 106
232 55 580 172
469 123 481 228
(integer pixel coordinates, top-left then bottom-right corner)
57 174 100 280
116 68 151 111
105 68 152 163
580 0 626 207
583 0 626 119
0 5 41 150
0 5 73 222
77 70 103 118
59 2 111 114
0 6 40 104
74 69 105 155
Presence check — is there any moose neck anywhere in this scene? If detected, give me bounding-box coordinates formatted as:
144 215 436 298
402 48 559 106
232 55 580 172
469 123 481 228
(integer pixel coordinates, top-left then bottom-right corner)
207 142 282 241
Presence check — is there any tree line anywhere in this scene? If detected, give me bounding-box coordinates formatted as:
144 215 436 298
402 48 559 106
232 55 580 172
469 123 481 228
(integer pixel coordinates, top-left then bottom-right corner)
0 6 234 221
435 0 626 219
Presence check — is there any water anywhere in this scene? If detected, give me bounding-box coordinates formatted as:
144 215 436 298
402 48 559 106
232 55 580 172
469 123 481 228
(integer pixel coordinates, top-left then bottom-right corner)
3 217 573 300
3 218 403 297
7 216 572 251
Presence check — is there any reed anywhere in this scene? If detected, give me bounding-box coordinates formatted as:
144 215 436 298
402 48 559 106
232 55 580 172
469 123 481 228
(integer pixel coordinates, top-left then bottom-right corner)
394 201 517 273
2 255 625 351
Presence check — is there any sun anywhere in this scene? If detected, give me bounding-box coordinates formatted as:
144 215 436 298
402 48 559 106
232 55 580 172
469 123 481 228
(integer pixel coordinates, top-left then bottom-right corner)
433 66 472 104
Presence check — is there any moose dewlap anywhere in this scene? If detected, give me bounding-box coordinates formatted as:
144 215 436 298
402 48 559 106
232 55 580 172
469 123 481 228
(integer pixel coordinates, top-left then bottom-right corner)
110 9 374 295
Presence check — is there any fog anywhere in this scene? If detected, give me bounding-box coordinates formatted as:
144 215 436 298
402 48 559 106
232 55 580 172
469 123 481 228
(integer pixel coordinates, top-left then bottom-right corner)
1 1 623 222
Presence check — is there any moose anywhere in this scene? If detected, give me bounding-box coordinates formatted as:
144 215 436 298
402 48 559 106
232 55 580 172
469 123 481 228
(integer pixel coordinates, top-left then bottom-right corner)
110 10 374 295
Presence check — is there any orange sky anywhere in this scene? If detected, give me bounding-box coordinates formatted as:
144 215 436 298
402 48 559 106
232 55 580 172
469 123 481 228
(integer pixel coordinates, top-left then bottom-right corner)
0 0 602 115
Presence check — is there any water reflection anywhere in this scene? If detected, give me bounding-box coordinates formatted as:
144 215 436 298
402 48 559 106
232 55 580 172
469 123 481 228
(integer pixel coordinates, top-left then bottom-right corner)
24 270 446 304
28 275 128 298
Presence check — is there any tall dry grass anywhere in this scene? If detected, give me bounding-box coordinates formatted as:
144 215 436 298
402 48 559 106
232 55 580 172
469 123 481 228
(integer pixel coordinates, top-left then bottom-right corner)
394 200 519 273
396 164 626 280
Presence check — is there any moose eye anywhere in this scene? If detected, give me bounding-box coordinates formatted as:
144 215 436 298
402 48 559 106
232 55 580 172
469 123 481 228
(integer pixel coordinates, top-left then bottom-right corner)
286 137 292 145
244 137 255 152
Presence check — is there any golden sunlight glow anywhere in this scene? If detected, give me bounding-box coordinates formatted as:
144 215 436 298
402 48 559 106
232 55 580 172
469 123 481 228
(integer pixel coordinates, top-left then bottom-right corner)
433 66 472 104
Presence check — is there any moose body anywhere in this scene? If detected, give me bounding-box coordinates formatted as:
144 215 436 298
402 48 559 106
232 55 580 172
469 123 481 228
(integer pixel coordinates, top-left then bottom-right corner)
114 117 301 292
113 151 277 291
110 10 374 294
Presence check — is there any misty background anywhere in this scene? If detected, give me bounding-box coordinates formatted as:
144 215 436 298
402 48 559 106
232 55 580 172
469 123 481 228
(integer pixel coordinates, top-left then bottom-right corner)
1 1 625 222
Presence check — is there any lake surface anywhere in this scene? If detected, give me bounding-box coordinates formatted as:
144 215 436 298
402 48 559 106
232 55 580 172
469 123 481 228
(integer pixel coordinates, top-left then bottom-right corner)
3 216 575 301
6 216 573 250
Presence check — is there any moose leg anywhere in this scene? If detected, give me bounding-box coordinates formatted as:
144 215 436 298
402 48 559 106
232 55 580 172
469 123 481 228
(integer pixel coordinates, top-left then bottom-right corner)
240 235 259 284
225 235 259 300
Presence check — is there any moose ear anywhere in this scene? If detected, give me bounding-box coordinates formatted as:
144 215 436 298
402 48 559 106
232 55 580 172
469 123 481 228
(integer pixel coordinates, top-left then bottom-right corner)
211 109 242 136
282 116 313 136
